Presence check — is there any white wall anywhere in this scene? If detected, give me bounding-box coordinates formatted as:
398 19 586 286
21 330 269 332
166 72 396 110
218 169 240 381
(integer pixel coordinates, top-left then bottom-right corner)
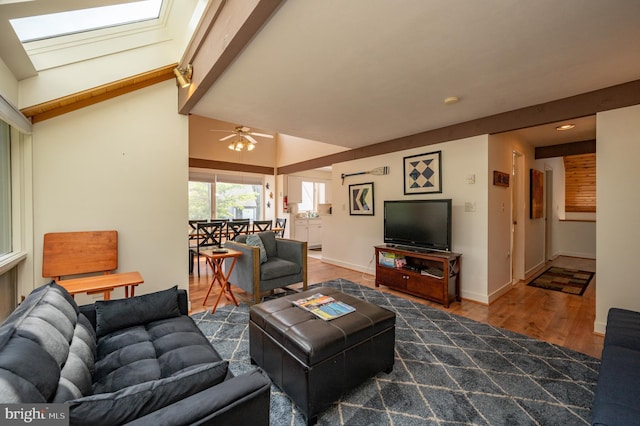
277 134 348 167
323 135 490 303
32 81 188 304
595 104 640 333
0 58 18 106
540 156 596 259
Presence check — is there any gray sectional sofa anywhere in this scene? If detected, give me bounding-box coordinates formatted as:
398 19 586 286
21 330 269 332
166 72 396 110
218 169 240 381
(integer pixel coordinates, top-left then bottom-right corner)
592 308 640 425
0 282 271 425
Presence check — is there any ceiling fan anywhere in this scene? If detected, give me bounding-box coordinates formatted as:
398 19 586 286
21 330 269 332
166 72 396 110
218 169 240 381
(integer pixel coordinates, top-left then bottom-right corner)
210 125 274 151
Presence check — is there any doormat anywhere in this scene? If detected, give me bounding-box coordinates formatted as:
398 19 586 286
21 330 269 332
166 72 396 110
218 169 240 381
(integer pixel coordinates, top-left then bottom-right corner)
528 266 594 295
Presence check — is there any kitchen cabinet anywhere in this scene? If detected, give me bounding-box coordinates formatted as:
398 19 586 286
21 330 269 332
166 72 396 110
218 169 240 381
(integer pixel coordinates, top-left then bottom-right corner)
287 176 303 203
293 217 322 249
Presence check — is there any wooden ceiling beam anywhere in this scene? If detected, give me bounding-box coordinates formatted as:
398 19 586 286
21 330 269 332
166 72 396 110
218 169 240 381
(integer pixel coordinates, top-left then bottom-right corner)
20 64 177 123
535 140 596 159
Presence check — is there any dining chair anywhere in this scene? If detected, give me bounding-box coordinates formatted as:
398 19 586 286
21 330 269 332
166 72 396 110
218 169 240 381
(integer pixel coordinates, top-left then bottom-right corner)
191 221 226 276
275 217 287 237
227 220 250 241
252 220 273 233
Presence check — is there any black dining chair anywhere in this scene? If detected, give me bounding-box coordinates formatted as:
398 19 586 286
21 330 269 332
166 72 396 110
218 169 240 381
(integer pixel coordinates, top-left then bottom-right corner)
191 221 226 276
227 220 250 241
252 220 273 233
275 217 286 237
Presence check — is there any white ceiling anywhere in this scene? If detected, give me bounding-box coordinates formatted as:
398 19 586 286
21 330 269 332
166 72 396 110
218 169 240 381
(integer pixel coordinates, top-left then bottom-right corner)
190 0 640 149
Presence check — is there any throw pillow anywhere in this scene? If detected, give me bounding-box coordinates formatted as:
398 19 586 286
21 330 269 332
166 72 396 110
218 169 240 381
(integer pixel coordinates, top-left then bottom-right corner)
68 361 228 425
95 286 181 337
246 234 268 264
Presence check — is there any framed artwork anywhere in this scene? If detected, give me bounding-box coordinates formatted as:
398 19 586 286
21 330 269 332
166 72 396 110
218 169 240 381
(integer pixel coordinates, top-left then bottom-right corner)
404 151 442 194
493 170 510 187
349 182 374 216
530 169 544 219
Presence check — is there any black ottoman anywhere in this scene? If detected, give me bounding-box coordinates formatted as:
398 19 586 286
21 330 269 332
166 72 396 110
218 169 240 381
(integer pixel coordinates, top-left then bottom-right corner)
249 287 396 425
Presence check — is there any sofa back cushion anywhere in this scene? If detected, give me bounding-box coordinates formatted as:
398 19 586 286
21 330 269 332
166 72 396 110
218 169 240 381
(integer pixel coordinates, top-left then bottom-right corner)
52 313 97 402
257 231 278 258
0 281 81 403
94 286 181 338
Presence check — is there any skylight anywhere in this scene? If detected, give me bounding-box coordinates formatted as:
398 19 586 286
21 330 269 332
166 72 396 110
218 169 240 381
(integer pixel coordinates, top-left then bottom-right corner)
10 0 163 43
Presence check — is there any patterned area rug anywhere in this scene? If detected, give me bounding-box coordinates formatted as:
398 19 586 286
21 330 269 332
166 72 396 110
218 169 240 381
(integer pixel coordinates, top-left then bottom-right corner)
191 279 599 425
528 267 594 295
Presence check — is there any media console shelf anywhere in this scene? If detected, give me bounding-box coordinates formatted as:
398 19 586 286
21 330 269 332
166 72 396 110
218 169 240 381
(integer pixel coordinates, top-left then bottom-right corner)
374 245 461 308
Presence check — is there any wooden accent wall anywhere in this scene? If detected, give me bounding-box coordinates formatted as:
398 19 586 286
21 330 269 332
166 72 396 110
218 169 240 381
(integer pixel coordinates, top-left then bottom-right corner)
564 153 596 212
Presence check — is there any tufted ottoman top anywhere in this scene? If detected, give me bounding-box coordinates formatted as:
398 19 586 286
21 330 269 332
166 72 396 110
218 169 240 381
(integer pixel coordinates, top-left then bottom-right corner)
250 287 395 365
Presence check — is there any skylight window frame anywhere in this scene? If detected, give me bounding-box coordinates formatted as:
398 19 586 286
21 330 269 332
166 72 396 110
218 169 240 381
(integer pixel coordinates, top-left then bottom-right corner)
10 0 165 44
14 0 175 72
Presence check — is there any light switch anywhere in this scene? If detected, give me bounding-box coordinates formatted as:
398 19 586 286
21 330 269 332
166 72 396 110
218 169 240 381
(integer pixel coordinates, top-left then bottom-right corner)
464 202 476 212
466 174 476 184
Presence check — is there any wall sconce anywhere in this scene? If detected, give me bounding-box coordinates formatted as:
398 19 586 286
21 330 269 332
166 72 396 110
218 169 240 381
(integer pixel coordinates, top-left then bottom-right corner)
173 64 193 88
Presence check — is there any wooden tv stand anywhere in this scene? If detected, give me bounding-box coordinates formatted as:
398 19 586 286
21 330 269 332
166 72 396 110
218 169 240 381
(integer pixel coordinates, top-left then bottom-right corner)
375 245 461 307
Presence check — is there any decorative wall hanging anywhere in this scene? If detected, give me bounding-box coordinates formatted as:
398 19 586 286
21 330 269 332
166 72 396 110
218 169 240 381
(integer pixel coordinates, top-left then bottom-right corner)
530 169 544 219
341 166 389 185
349 182 374 216
404 151 442 194
493 171 510 187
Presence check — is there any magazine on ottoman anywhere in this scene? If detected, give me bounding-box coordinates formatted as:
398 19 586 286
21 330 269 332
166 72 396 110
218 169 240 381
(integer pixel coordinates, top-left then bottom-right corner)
293 293 355 320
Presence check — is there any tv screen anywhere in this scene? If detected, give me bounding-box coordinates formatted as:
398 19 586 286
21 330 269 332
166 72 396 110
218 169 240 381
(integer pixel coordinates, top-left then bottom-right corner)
384 199 452 251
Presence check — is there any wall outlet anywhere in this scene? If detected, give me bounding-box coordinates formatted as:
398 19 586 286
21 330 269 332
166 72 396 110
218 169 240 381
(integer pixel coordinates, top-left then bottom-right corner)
464 202 476 212
466 174 476 184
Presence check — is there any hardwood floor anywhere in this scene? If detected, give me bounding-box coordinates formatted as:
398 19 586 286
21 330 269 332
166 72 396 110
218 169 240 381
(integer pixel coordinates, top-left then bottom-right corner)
189 253 603 359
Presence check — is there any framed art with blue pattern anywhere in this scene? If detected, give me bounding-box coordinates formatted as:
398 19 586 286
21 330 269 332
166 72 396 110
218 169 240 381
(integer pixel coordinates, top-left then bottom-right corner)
403 151 442 194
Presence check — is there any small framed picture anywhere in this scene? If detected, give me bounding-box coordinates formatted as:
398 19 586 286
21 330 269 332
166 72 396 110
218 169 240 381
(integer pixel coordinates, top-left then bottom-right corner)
493 171 510 187
404 151 442 194
349 182 374 216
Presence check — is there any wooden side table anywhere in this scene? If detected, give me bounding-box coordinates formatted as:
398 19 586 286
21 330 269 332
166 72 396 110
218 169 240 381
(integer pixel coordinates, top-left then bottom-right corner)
200 248 243 313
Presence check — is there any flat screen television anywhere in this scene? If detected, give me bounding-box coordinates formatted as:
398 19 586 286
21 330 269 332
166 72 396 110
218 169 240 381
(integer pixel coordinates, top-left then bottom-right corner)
384 199 452 252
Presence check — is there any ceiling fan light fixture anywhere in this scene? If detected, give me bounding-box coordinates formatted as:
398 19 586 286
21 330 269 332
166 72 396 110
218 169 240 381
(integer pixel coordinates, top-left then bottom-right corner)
247 142 255 151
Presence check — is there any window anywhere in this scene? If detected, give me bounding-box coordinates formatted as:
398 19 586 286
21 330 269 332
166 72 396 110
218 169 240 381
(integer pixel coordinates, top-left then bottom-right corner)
299 181 326 213
10 0 163 43
564 153 596 213
188 173 263 220
0 120 11 256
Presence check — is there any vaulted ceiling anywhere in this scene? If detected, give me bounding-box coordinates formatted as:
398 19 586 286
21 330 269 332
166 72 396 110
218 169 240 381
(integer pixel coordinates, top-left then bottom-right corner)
183 0 640 149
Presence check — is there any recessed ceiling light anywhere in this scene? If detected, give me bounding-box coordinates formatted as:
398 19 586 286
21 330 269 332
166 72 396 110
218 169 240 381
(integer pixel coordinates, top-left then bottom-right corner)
444 96 459 105
556 124 575 131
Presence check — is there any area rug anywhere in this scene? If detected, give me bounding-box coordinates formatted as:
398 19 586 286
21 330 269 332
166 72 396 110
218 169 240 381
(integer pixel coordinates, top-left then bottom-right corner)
528 266 594 296
191 279 599 425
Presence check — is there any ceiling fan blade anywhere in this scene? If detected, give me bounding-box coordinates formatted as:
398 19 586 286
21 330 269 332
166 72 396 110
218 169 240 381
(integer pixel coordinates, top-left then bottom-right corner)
249 132 274 138
245 135 259 145
219 134 235 141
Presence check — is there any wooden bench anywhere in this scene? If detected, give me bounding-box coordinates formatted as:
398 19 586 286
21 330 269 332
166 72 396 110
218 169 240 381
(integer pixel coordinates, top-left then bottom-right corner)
42 230 143 300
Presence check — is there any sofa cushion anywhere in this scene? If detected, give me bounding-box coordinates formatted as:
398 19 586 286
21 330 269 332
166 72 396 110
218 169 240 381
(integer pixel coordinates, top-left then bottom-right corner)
95 286 181 338
592 344 640 425
257 231 278 258
93 316 222 394
52 314 97 402
260 257 301 281
246 234 267 264
0 281 79 402
69 360 229 425
604 308 640 351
